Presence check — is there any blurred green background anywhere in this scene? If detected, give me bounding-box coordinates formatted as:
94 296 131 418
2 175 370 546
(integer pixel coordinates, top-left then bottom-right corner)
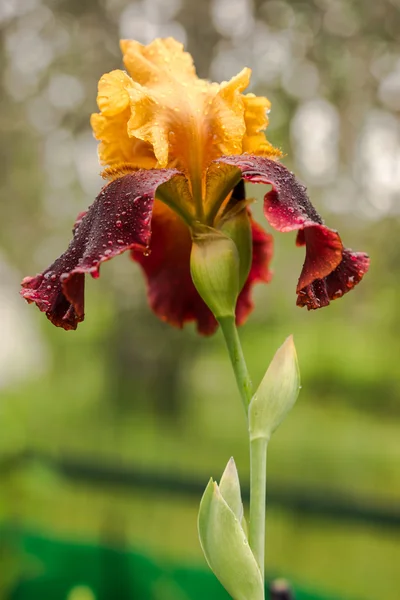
1 0 399 599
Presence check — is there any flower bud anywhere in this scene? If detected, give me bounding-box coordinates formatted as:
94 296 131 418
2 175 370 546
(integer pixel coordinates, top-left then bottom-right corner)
198 476 263 600
249 336 300 441
219 457 243 521
219 207 252 292
190 228 239 320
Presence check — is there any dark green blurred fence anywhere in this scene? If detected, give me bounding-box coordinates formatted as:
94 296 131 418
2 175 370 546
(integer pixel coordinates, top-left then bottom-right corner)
2 451 399 529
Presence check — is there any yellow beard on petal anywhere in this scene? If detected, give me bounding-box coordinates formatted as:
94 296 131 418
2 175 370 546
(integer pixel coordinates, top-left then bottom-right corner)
90 37 281 196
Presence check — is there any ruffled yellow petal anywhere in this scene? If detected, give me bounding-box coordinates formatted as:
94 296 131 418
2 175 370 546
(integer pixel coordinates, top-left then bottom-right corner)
242 93 282 158
96 70 132 116
126 84 170 167
242 132 282 158
120 37 196 86
209 68 250 157
243 94 270 132
90 108 156 169
91 69 157 171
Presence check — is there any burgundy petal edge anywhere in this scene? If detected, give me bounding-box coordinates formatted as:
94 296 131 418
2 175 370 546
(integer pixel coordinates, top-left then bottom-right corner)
216 155 369 309
297 249 370 310
21 169 182 330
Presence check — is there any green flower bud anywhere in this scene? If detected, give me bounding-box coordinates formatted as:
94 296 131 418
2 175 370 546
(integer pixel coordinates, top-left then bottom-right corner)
198 476 263 600
219 457 243 521
219 457 248 538
190 227 239 320
249 336 300 441
218 206 252 292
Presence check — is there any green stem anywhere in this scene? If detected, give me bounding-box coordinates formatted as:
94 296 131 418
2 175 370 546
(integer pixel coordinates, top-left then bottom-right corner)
249 437 268 584
218 316 253 413
219 315 267 593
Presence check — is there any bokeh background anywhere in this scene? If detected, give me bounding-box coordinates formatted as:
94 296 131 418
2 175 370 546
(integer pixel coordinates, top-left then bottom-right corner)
1 0 400 599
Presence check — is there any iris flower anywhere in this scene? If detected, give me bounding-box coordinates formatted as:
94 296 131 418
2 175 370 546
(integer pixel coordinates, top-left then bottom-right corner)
21 38 369 334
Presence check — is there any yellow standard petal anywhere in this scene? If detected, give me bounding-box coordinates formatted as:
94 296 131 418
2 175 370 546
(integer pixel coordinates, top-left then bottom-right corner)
90 69 157 171
242 94 282 158
96 69 132 115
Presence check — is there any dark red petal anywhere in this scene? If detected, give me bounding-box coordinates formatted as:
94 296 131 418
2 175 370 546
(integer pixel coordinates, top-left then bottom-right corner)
21 169 181 330
216 155 369 308
236 218 273 326
297 249 370 309
296 224 343 290
131 201 218 335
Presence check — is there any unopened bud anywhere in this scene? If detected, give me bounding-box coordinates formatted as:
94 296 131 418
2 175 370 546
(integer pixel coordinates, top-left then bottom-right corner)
198 474 263 600
219 457 243 521
190 228 239 320
219 207 252 292
249 336 300 441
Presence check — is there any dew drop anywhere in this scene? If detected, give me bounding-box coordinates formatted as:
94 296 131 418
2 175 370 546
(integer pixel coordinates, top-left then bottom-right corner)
104 249 112 255
116 220 122 228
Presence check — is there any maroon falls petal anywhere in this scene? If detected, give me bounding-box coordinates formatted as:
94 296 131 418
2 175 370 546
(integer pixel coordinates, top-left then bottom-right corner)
297 249 370 309
21 169 181 330
216 155 369 309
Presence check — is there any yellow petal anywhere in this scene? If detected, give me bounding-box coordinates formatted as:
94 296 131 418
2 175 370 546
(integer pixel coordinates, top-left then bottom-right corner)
120 37 196 87
96 70 132 116
209 68 250 157
126 84 170 167
90 108 156 169
242 93 282 158
243 93 270 133
242 132 282 158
